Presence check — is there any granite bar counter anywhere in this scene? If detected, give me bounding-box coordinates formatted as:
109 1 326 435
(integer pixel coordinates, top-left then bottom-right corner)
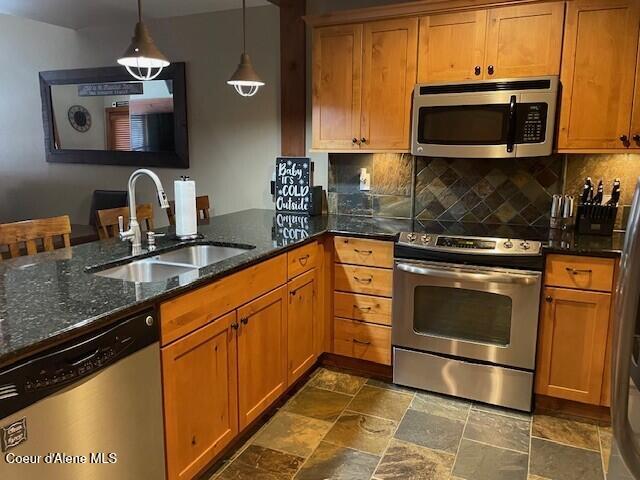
0 210 409 369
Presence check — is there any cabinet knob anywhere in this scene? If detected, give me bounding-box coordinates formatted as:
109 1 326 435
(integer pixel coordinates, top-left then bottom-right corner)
361 137 367 144
487 65 495 75
633 134 640 143
545 296 553 303
241 317 249 325
231 321 239 330
352 137 358 144
474 65 481 76
621 134 630 146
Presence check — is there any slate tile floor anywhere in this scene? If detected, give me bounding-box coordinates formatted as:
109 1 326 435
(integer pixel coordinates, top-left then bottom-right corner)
210 367 611 480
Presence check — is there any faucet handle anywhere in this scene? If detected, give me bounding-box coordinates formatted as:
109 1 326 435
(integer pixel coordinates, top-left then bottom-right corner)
147 231 157 249
118 215 125 234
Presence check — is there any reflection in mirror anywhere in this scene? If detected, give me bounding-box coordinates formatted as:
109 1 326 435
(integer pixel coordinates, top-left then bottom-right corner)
51 80 175 153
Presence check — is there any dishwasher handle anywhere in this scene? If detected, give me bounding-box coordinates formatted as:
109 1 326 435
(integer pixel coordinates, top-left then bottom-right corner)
0 309 159 419
396 262 540 285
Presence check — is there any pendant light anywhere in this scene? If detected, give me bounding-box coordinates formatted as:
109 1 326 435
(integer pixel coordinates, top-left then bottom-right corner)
117 0 170 81
228 0 265 97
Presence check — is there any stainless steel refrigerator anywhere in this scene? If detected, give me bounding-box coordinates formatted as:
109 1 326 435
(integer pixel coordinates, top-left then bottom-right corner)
610 178 640 479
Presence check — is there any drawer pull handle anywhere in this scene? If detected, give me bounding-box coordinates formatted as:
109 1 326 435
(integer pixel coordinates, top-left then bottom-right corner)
353 338 371 345
354 305 372 312
354 249 373 255
298 254 310 266
566 267 593 275
353 276 373 284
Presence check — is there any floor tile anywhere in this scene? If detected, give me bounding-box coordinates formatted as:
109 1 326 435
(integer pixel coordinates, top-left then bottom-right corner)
452 439 528 480
282 386 352 422
532 414 600 451
366 377 415 393
599 425 612 472
464 410 531 453
529 437 604 480
294 441 380 480
218 445 304 480
410 391 471 422
374 438 455 480
471 402 532 422
395 408 465 454
324 411 397 455
347 385 413 421
252 411 332 458
308 368 368 396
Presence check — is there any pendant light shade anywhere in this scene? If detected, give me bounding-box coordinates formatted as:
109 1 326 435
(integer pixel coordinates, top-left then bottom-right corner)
118 0 169 81
228 0 264 97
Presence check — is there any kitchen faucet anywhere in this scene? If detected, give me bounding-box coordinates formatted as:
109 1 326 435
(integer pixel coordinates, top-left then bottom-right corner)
119 169 170 255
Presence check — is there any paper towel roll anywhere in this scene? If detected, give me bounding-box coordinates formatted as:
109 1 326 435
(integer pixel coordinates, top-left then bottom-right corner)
174 179 197 238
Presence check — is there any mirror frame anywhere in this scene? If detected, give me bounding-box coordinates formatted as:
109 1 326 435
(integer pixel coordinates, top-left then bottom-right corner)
39 62 188 168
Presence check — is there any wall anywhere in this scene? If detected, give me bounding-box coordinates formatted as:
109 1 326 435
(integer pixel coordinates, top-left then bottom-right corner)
0 6 280 225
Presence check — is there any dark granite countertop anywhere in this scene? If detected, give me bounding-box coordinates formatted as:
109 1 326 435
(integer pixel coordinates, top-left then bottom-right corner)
0 210 408 369
543 229 625 258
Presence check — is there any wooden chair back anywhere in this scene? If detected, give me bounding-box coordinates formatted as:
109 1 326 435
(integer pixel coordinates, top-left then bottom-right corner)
96 204 154 240
166 195 211 226
0 215 71 261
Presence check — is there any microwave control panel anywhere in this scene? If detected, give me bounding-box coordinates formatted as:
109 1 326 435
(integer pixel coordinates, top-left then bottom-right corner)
516 103 548 143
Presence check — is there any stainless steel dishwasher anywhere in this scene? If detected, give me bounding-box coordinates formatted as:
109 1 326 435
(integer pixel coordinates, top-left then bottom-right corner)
0 309 166 479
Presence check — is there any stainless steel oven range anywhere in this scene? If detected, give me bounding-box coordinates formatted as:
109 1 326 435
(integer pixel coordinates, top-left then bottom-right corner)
393 232 544 411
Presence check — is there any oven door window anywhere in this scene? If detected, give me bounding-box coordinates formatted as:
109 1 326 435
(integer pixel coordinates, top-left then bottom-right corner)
417 105 509 145
413 286 512 346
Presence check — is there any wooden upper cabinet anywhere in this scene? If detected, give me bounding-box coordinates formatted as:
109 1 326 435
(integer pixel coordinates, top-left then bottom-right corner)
162 312 238 480
236 287 288 430
287 269 317 385
535 287 612 405
361 18 418 150
632 42 640 149
558 0 640 150
312 24 363 150
484 2 564 79
418 11 487 82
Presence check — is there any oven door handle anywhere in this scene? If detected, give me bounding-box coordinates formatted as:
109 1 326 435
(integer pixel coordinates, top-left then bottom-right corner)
396 262 539 285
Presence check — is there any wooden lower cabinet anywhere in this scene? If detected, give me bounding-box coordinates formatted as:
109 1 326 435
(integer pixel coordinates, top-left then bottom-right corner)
535 286 612 405
334 318 392 365
237 287 288 430
287 269 318 385
162 311 238 480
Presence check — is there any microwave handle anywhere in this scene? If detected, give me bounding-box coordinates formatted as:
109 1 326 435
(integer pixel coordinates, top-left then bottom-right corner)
396 262 539 286
506 95 517 153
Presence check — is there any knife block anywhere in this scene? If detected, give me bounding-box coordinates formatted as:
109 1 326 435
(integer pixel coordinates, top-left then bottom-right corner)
576 204 617 236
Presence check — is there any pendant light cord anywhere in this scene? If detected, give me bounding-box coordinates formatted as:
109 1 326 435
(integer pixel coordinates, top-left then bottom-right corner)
137 0 142 23
242 0 247 53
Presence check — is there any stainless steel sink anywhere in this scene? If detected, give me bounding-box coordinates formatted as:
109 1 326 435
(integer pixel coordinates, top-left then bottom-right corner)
153 245 249 268
93 259 197 283
91 243 253 283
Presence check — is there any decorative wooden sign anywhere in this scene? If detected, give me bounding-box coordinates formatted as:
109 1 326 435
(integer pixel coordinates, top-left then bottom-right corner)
275 157 312 214
78 82 143 97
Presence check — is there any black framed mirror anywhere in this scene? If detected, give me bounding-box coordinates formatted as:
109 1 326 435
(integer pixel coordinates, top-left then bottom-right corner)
39 62 188 168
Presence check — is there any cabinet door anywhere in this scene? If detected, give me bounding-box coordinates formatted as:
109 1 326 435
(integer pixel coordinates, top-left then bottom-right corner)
558 0 640 150
631 44 640 149
484 2 564 79
361 18 418 150
535 287 611 404
312 24 363 150
417 10 487 82
287 269 317 385
237 287 288 429
162 311 238 480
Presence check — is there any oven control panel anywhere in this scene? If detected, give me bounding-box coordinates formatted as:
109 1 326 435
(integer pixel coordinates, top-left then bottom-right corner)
397 233 542 256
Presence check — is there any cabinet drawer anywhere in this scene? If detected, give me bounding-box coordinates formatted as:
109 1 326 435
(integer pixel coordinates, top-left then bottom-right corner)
334 264 393 297
288 241 319 279
545 255 615 292
160 254 287 345
333 236 393 268
334 292 392 326
333 318 391 365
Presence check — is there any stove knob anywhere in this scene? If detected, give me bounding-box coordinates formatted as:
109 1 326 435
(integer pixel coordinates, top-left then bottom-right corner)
503 239 513 249
407 233 417 242
520 241 530 250
421 235 431 244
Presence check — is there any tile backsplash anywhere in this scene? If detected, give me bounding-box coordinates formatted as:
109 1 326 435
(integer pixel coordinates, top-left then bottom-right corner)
328 153 564 226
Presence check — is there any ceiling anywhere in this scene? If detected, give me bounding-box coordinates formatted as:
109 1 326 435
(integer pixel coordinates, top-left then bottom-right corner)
0 0 272 30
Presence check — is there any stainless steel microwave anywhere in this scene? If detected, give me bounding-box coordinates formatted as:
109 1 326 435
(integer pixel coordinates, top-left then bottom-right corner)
411 76 559 158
